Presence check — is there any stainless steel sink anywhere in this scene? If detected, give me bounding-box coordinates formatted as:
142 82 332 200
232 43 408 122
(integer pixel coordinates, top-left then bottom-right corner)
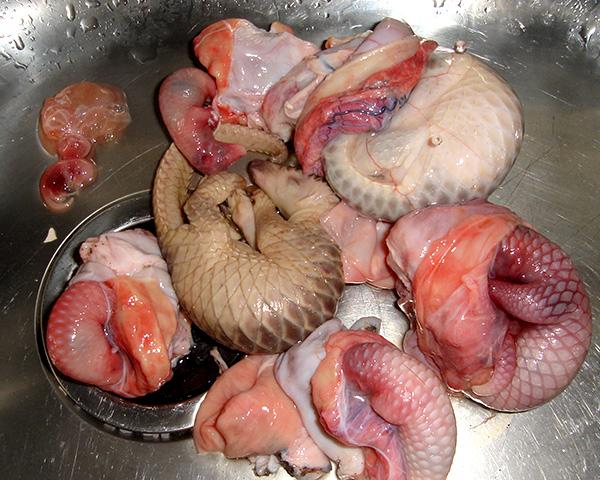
1 1 599 479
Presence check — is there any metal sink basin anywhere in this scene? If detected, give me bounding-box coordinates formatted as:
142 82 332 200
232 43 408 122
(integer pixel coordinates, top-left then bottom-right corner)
1 1 598 479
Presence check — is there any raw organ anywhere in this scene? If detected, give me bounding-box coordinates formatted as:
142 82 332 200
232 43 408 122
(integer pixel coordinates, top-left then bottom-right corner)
193 18 318 127
194 354 331 478
38 82 131 212
294 19 436 177
158 68 287 175
276 319 456 480
386 201 592 411
45 229 192 398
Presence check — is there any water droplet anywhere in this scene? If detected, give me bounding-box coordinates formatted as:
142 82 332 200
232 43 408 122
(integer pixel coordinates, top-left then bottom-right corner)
129 45 157 64
454 40 467 53
13 36 25 50
506 18 526 35
0 49 12 60
85 0 101 7
80 16 99 33
65 3 76 21
542 12 555 26
14 60 28 69
66 25 77 38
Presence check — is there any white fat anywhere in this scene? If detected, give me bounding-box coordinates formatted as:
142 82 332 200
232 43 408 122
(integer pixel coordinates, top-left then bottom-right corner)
43 227 58 243
275 319 365 479
209 347 230 374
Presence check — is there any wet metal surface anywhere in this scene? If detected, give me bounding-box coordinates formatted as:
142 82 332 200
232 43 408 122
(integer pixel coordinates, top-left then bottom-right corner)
1 1 599 479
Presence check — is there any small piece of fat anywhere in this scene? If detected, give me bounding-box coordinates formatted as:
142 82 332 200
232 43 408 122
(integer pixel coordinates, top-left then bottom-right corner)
43 227 58 243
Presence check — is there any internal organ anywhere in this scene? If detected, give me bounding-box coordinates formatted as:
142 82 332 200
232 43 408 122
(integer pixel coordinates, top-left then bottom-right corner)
386 201 592 411
321 201 394 289
294 18 437 176
275 320 365 479
38 82 131 212
45 229 192 397
261 35 365 142
323 50 523 221
152 145 344 354
158 68 246 174
296 321 456 480
159 68 288 174
193 18 318 127
194 355 331 478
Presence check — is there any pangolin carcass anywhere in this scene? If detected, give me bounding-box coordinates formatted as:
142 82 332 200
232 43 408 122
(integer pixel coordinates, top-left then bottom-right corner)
153 144 345 354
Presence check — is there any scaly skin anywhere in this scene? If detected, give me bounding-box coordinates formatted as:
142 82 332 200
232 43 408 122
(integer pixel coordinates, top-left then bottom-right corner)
477 226 592 410
324 51 523 222
386 201 592 411
311 329 456 480
153 144 344 353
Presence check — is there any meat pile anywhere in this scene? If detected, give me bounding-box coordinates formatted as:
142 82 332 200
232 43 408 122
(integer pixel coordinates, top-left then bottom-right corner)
195 320 456 480
42 15 592 480
158 15 589 479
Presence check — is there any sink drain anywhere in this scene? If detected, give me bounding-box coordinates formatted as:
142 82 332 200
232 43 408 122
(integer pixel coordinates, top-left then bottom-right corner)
35 191 241 440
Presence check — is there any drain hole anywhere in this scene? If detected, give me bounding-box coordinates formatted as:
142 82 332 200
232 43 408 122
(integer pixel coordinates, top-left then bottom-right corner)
36 191 243 437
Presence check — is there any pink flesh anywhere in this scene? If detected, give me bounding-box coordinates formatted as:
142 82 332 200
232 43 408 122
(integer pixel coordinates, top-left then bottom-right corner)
104 277 175 396
158 68 246 174
38 82 130 212
46 281 123 388
294 33 435 176
56 134 93 159
386 201 592 411
311 330 456 480
193 19 318 126
194 355 330 473
45 229 190 398
321 201 394 289
46 277 177 398
38 81 130 154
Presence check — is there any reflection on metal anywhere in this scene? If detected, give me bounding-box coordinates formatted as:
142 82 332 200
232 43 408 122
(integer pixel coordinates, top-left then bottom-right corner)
0 1 599 479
